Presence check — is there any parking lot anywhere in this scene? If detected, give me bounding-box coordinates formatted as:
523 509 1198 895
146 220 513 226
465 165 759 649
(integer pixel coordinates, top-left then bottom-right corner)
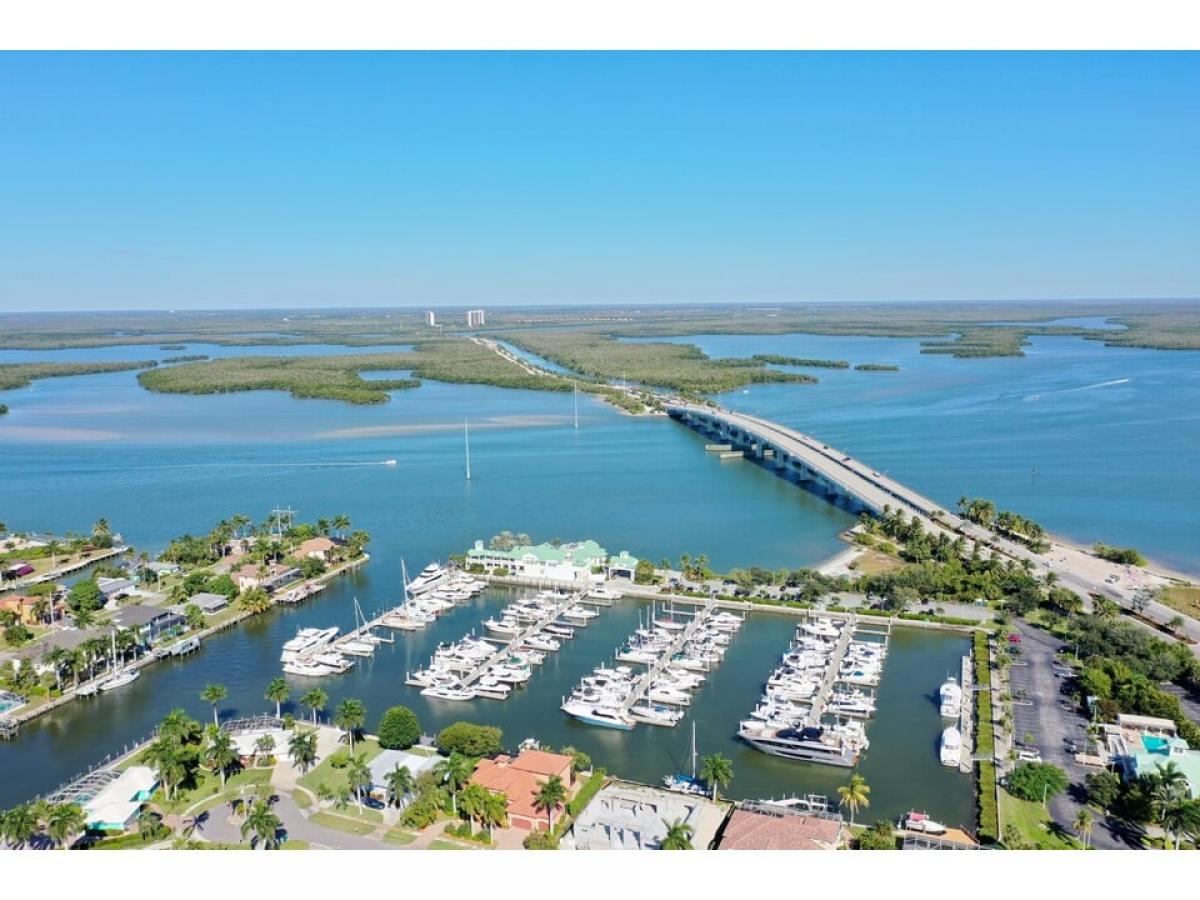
1008 623 1136 848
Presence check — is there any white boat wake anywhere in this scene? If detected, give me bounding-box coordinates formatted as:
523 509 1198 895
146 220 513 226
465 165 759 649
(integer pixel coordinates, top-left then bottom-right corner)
1024 377 1129 401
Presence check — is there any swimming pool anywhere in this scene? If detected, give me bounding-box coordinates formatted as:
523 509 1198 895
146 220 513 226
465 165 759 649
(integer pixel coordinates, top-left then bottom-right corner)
0 691 27 715
1142 734 1170 754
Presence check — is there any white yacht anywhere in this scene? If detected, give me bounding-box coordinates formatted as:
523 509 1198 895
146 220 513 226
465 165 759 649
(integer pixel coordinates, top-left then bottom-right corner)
99 668 140 691
587 586 622 601
280 626 339 662
900 811 947 835
283 658 335 677
560 697 635 730
738 720 859 767
940 726 963 767
939 676 963 719
408 562 448 595
422 684 476 701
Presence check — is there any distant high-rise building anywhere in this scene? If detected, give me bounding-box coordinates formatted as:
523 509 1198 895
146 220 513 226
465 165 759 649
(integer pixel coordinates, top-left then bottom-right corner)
424 310 437 327
466 309 486 327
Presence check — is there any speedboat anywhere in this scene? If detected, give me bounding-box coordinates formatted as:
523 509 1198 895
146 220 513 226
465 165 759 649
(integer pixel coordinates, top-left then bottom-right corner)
587 586 622 601
940 726 963 767
283 658 335 677
522 634 560 652
900 811 947 835
663 773 708 796
483 617 521 636
280 626 339 662
422 685 477 701
630 703 684 727
560 697 635 730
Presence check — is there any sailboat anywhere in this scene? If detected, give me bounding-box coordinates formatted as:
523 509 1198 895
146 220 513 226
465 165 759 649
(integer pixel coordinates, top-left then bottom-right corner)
99 629 140 691
663 721 708 796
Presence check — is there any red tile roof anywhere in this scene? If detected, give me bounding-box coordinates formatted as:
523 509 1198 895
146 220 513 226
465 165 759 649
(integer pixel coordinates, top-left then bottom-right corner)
470 750 574 823
718 810 844 850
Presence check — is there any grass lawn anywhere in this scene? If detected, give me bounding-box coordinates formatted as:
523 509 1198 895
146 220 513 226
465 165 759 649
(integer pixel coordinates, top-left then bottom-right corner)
165 766 274 815
296 736 383 796
308 811 378 836
999 789 1080 849
849 550 905 576
383 828 418 846
1160 585 1200 620
281 839 311 850
429 838 473 850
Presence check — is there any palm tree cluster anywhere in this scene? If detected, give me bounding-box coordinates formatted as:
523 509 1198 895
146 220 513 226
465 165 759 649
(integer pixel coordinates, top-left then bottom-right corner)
0 800 87 849
1144 762 1200 849
144 708 206 801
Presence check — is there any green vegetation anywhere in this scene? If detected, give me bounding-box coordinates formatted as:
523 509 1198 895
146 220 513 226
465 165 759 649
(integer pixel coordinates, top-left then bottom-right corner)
0 404 7 415
435 721 503 757
999 790 1078 849
1092 543 1146 566
750 353 849 368
854 363 900 371
855 820 899 850
836 774 871 826
308 811 377 835
160 354 209 363
0 360 157 391
383 827 419 846
1158 585 1200 620
972 632 1000 843
1006 762 1069 804
502 331 818 394
377 705 422 750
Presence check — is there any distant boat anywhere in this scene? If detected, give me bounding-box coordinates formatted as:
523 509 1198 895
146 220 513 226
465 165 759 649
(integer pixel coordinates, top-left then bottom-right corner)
383 459 397 466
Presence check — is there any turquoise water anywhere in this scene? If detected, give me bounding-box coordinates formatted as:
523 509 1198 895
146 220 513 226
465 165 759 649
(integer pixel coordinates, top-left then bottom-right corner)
1142 735 1170 753
624 332 1200 575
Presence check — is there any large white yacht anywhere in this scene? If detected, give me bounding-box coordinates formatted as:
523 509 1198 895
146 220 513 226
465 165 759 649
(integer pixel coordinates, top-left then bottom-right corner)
939 676 963 719
280 626 339 662
940 726 963 767
407 562 448 595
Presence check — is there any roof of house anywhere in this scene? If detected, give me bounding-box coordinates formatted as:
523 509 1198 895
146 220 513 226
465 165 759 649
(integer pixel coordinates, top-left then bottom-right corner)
83 766 158 829
144 561 180 573
468 539 609 566
471 750 574 821
296 537 335 555
718 810 844 850
0 594 41 609
187 592 229 611
112 604 181 628
96 577 135 594
1131 749 1200 798
569 781 727 850
368 748 440 787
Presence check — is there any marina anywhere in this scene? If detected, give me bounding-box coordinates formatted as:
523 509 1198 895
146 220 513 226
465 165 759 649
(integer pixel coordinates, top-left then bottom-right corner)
738 614 889 767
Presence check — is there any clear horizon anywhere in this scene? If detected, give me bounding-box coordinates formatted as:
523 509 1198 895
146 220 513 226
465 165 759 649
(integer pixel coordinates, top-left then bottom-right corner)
1 52 1197 312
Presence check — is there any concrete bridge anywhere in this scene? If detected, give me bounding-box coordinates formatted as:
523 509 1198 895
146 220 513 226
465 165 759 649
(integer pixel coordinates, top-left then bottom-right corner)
667 402 953 521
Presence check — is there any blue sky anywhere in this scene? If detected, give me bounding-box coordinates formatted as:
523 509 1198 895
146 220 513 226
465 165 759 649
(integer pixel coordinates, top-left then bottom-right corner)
0 52 1196 311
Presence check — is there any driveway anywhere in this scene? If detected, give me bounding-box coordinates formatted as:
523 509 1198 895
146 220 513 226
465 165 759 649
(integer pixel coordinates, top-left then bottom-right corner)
1008 623 1138 849
195 791 392 850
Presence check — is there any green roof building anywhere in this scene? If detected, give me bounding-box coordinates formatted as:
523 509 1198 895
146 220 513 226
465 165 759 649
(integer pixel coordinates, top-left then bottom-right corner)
467 539 637 584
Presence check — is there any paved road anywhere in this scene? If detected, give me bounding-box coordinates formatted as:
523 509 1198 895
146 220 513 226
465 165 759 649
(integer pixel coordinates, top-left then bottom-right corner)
1009 624 1140 849
196 792 391 850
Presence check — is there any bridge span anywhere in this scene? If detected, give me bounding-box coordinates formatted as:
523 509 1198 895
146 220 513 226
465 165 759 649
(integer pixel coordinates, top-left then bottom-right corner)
667 402 954 522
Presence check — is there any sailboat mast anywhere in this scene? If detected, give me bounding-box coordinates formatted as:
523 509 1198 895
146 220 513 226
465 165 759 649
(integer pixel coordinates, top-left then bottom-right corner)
464 419 471 480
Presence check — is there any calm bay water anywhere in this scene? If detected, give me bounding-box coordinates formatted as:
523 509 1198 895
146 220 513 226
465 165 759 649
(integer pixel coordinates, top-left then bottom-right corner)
626 331 1200 576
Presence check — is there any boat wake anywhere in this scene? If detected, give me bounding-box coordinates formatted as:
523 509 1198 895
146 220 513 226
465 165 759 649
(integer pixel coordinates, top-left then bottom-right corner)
1024 377 1129 401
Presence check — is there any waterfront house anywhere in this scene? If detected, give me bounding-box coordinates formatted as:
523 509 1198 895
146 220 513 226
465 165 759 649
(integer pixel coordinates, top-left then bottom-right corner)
2 562 35 581
367 748 440 799
469 749 577 831
717 809 846 850
111 604 184 644
565 781 727 849
296 537 336 562
465 539 638 586
143 561 181 578
230 563 264 591
82 766 158 833
1105 714 1200 798
187 591 229 614
231 562 299 594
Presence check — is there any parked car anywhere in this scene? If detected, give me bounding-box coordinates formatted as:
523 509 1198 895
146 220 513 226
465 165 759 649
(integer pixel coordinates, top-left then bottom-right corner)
1017 749 1042 763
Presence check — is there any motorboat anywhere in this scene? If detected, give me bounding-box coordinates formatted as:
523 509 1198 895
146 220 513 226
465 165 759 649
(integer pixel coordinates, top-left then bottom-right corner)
939 676 963 719
283 658 335 677
521 634 560 652
587 586 622 601
280 626 339 662
900 811 947 835
483 617 521 636
422 684 477 701
339 639 376 658
543 624 575 639
560 697 635 730
408 562 448 595
738 721 859 767
940 726 963 767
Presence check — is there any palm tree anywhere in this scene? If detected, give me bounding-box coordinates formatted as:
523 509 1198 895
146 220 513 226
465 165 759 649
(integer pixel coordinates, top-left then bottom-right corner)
434 752 474 814
347 756 372 811
699 753 733 801
332 514 351 539
46 803 85 849
481 790 508 839
240 800 282 849
137 808 164 842
301 687 328 725
288 729 318 775
1150 762 1190 822
200 683 228 727
32 597 51 627
265 676 289 719
384 764 414 809
533 774 568 831
458 783 490 834
205 727 238 788
1072 808 1093 848
0 803 38 849
333 697 366 752
145 738 187 800
660 817 695 849
837 774 871 827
